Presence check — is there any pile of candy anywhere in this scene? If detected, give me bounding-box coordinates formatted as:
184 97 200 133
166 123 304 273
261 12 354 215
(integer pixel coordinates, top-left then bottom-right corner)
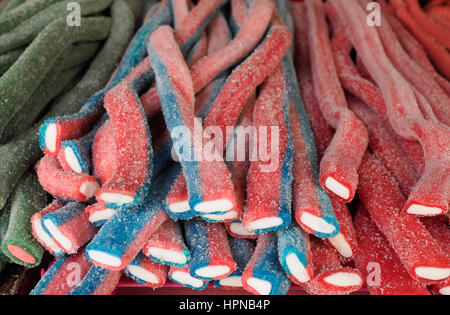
2 0 450 295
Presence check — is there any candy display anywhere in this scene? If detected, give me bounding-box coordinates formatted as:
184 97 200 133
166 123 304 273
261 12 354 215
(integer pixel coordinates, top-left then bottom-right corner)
0 0 445 296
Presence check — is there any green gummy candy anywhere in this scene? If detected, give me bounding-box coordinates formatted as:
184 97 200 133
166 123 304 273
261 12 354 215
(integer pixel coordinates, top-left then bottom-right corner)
0 15 111 137
0 0 63 33
1 171 47 268
0 48 23 75
0 0 27 17
0 0 134 209
0 0 113 54
0 200 12 263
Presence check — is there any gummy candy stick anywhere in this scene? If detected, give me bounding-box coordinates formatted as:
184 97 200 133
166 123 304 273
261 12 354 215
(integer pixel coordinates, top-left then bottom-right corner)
143 218 191 268
85 203 117 228
184 219 236 280
214 237 254 290
0 0 134 210
172 0 189 29
354 205 430 295
243 66 293 234
124 252 169 288
277 223 314 285
58 116 108 174
31 200 66 257
36 155 100 202
389 0 450 80
1 171 47 268
189 0 275 92
0 16 111 138
306 0 368 203
149 25 237 216
42 202 97 255
431 278 450 296
349 100 419 197
0 0 113 55
304 237 363 295
169 265 208 290
357 153 450 282
242 232 290 295
0 49 22 75
96 58 154 210
331 0 450 216
164 17 292 219
290 1 341 239
229 0 249 34
359 0 450 126
30 251 93 295
0 0 62 34
225 222 258 239
85 166 179 271
39 0 163 156
0 200 12 263
69 265 122 295
92 120 115 186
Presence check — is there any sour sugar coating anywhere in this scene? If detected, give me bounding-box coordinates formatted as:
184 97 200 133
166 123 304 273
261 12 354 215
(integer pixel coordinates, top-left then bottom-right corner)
85 166 180 271
0 15 112 139
58 116 108 175
69 265 122 295
287 1 341 239
0 201 12 263
243 67 293 234
30 251 93 295
306 0 368 203
331 0 450 216
184 219 236 281
143 218 191 268
96 58 155 210
1 171 47 268
276 222 314 285
124 252 169 288
214 237 254 290
0 0 135 211
149 26 237 217
304 237 363 295
31 200 65 257
169 265 208 290
92 120 116 186
85 203 117 228
242 232 290 295
354 206 430 295
39 0 165 156
42 202 97 255
225 221 258 240
35 155 99 202
357 153 450 283
359 0 450 126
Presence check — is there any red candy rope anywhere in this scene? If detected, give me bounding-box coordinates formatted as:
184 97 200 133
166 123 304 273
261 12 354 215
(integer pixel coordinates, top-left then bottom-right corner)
35 155 99 202
305 0 368 203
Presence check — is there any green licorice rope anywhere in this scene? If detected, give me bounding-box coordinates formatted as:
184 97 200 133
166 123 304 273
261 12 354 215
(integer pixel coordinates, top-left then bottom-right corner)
0 0 28 17
0 48 23 75
0 200 12 263
0 0 63 32
1 171 47 268
0 42 101 142
0 16 111 138
0 0 134 209
0 0 113 54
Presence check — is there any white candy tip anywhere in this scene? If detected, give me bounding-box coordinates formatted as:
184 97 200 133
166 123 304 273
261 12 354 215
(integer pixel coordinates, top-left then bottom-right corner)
439 286 450 295
300 212 337 234
45 123 57 153
168 201 191 213
33 218 63 253
219 276 243 288
171 271 205 289
325 177 350 200
229 222 256 237
64 147 83 174
80 181 100 198
87 250 122 267
247 217 283 231
285 253 310 283
194 199 234 213
414 267 450 281
43 219 72 252
146 247 187 265
89 208 116 224
202 211 238 222
323 272 363 287
194 265 230 279
126 265 159 284
100 193 134 206
328 233 353 258
407 204 444 216
246 277 272 295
